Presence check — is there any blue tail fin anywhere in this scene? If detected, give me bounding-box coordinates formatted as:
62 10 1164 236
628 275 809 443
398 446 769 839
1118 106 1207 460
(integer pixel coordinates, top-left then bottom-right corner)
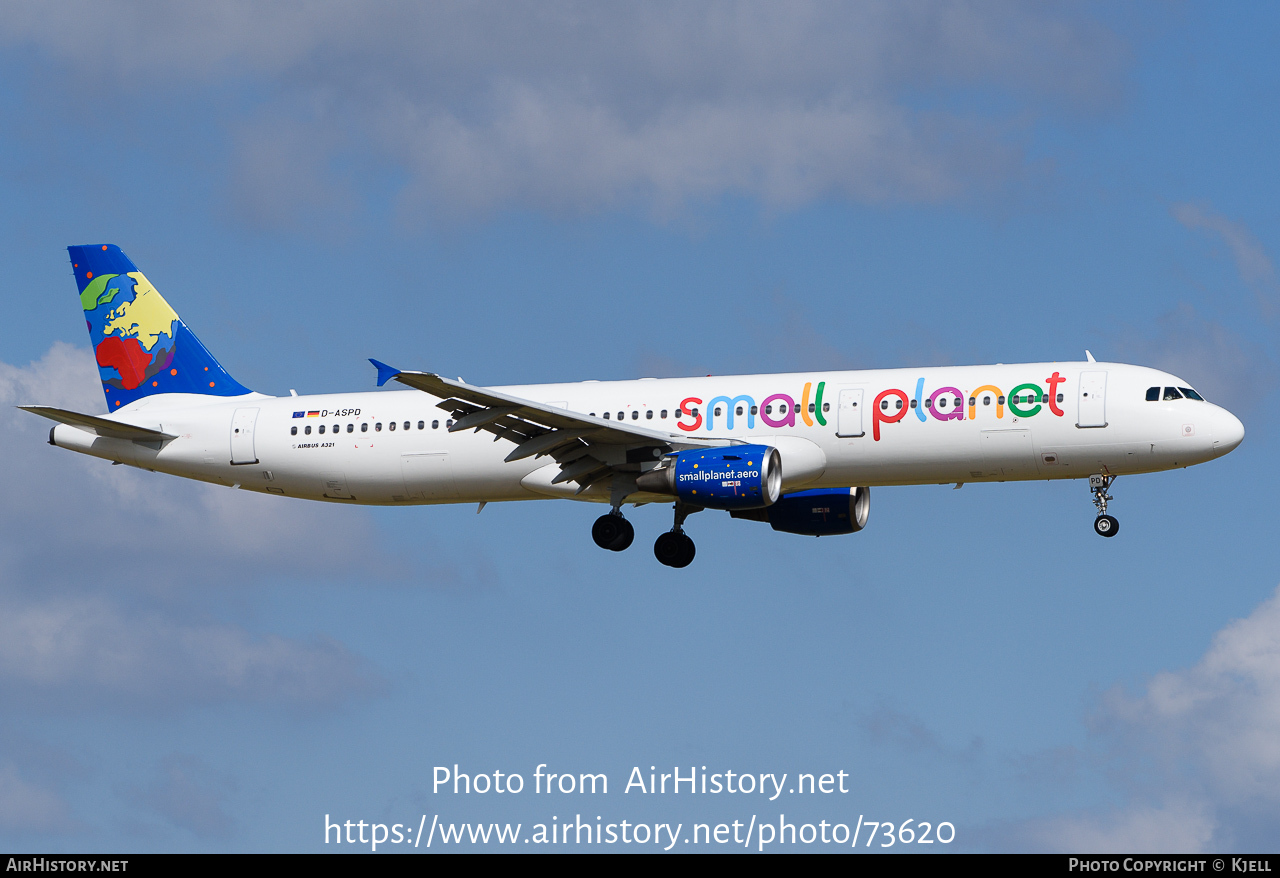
68 245 251 409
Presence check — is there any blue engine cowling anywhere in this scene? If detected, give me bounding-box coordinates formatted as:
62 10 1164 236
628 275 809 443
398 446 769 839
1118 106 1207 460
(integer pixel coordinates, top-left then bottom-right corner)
637 445 781 510
730 487 870 535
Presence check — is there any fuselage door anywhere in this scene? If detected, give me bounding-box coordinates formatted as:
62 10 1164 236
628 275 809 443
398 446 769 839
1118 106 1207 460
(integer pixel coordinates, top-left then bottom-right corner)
230 407 259 464
322 472 354 500
981 429 1037 478
836 388 865 437
402 452 461 501
1077 371 1108 428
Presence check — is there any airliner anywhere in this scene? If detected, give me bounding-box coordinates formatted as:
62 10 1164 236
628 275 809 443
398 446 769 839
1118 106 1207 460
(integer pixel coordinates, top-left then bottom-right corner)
23 245 1245 567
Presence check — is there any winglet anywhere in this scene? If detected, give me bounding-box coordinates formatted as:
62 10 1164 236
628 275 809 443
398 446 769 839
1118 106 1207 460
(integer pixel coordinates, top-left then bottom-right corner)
1085 350 1096 363
369 359 401 387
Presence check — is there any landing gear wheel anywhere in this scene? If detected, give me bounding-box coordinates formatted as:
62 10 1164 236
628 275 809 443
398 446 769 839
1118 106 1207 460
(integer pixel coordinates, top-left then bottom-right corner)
654 531 696 568
1088 474 1119 538
592 514 634 551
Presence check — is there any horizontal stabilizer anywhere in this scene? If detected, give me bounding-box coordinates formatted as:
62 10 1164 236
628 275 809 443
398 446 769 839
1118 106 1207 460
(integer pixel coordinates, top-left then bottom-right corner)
17 406 175 441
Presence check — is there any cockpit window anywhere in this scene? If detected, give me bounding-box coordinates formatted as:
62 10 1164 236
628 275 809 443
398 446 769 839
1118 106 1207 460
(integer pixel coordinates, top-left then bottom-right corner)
1179 387 1204 401
1146 386 1160 401
1163 387 1183 400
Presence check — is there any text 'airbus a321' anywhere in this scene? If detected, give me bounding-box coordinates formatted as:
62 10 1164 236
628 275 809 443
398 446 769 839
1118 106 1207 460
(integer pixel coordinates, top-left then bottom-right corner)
23 245 1245 567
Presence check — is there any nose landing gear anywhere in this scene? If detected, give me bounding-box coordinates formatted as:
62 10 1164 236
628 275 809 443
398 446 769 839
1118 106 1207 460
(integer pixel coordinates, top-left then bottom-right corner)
1090 474 1119 538
654 503 700 568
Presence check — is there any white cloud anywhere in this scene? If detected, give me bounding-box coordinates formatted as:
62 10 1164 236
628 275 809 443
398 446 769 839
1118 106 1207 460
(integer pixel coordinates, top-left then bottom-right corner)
0 343 385 589
1109 304 1275 414
1172 202 1279 317
1100 586 1280 808
0 765 73 834
0 345 384 710
0 595 380 710
1001 586 1280 852
0 2 1128 221
121 755 236 840
1016 800 1217 855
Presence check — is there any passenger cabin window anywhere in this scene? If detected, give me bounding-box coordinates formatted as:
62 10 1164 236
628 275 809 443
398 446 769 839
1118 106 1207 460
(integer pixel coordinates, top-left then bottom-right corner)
389 421 395 431
646 410 653 419
361 423 368 432
736 406 744 416
1163 387 1183 401
631 411 638 420
603 412 610 419
1146 387 1160 401
1180 387 1204 401
290 426 297 435
432 420 439 429
304 425 311 435
822 402 830 412
909 399 917 408
617 411 623 420
715 407 722 416
418 421 424 430
1056 393 1064 402
661 410 668 419
318 424 325 434
347 424 354 433
376 422 383 431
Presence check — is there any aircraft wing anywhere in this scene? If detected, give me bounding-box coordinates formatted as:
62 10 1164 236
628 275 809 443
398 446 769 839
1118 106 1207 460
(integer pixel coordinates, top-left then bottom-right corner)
18 405 175 441
372 360 725 495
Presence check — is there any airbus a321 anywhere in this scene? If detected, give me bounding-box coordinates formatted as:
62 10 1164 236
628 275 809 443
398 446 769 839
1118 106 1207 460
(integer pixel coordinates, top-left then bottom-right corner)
23 245 1245 567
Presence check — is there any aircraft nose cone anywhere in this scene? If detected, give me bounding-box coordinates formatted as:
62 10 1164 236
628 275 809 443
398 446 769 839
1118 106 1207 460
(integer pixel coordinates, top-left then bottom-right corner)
1214 408 1245 457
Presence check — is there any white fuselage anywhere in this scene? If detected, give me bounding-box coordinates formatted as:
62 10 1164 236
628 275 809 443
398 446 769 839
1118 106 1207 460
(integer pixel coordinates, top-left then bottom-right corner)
49 362 1244 506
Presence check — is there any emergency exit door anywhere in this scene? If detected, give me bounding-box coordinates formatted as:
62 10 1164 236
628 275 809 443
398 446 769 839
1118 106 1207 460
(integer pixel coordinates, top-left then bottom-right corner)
836 388 864 437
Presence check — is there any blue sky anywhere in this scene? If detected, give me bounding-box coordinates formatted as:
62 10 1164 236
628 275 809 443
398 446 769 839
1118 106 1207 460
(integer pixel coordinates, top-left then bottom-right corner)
1 1 1278 852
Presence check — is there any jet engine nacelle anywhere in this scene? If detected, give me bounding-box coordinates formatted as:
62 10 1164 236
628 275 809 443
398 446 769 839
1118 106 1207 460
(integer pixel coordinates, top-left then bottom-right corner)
636 445 781 510
730 486 870 536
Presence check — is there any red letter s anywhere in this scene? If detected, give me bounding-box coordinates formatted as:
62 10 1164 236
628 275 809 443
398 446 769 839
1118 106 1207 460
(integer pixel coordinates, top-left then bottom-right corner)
678 397 703 432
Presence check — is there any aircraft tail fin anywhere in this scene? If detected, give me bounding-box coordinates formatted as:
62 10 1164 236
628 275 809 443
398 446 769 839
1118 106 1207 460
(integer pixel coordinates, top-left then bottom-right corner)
68 245 251 409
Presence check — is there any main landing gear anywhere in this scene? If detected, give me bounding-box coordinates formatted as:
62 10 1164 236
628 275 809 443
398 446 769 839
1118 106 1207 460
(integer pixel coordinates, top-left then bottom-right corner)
590 504 700 567
1090 474 1119 538
592 511 634 552
654 504 698 568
